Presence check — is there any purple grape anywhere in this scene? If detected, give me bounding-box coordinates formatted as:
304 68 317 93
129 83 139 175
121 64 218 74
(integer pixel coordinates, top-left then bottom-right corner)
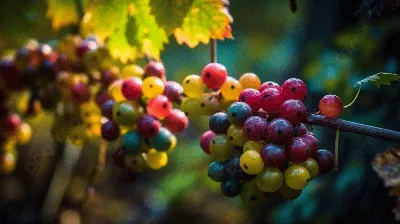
101 120 120 141
243 116 268 141
260 143 286 167
137 114 161 138
209 112 231 134
285 137 311 163
293 123 307 137
314 149 334 173
101 100 115 120
266 118 293 144
163 81 183 103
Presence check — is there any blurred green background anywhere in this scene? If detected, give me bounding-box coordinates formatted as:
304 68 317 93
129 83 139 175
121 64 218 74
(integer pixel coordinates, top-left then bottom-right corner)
1 0 400 223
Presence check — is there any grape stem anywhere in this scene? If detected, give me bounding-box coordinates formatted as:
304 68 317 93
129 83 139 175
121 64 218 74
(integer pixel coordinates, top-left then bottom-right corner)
334 129 340 173
344 86 362 108
210 39 217 63
307 114 400 143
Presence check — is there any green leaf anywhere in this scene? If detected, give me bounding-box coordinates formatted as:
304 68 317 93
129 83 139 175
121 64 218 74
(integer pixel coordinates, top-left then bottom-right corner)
173 0 233 48
46 0 80 30
149 0 195 34
81 0 130 41
354 72 400 88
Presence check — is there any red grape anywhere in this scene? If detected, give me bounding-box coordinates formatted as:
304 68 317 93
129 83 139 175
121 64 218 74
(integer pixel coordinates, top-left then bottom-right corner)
260 88 283 113
319 95 343 118
70 82 90 104
146 95 172 120
266 118 293 144
201 63 228 89
76 40 97 58
301 133 319 157
243 116 268 141
164 109 189 133
279 99 307 126
1 113 21 135
122 77 143 100
200 130 216 155
260 143 286 167
101 67 120 86
163 81 183 103
259 81 281 92
281 78 307 101
239 88 261 112
293 123 307 137
145 61 166 80
95 89 112 107
285 137 311 163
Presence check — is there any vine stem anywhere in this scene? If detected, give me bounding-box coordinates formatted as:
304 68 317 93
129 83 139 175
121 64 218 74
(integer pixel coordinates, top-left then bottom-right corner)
344 86 362 108
334 129 340 173
307 114 400 143
210 39 217 63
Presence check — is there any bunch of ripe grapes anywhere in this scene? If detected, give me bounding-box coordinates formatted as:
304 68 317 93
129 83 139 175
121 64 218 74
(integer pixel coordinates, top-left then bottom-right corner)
0 35 190 181
195 63 344 205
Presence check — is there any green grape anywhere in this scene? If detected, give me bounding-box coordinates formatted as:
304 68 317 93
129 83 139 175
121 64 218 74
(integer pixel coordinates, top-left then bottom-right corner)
240 179 264 207
243 141 264 152
295 157 319 179
124 153 147 172
149 128 174 151
210 135 233 161
284 165 310 190
279 182 302 200
113 102 143 126
180 97 204 118
146 148 168 170
227 125 248 146
256 167 284 192
182 74 206 98
240 150 264 175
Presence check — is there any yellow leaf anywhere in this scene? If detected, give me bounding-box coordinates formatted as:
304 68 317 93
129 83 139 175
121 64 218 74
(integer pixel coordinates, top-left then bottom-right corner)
46 0 79 30
173 0 233 48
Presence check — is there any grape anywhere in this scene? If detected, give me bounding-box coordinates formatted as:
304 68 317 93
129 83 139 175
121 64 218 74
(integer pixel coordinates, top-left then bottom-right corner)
56 71 73 98
120 64 143 78
76 40 97 58
279 182 302 200
279 99 307 126
70 82 90 104
113 102 142 126
243 141 264 152
221 77 243 100
240 150 264 175
101 120 120 141
301 133 319 157
146 148 168 170
1 113 21 136
281 78 307 101
142 76 165 99
197 93 218 116
314 149 334 173
108 79 126 102
253 110 267 119
240 179 264 207
224 156 253 181
227 102 252 126
112 147 126 168
221 179 241 197
293 123 307 137
210 135 233 161
243 116 268 141
163 81 183 103
227 125 248 146
219 98 236 111
259 81 281 92
101 100 115 120
17 123 32 145
0 152 16 175
319 94 343 118
239 73 261 89
95 89 112 107
209 112 231 134
101 67 120 86
256 167 284 192
124 153 147 172
166 134 177 153
137 114 161 138
149 127 175 151
120 130 145 154
164 109 188 133
182 74 206 98
238 88 261 112
208 161 226 182
180 97 203 118
266 118 293 144
121 77 143 101
284 165 310 190
260 144 286 167
201 62 228 89
285 137 311 163
260 88 283 113
299 157 319 179
200 130 216 155
145 61 166 80
120 168 137 184
146 95 172 120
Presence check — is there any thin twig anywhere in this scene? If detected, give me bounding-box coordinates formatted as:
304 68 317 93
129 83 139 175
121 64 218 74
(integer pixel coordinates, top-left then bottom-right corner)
210 39 217 63
344 86 362 108
334 129 340 173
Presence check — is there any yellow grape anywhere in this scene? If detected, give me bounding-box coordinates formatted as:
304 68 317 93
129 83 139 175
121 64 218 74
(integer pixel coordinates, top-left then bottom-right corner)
1 139 17 153
256 167 284 192
122 64 144 78
243 141 264 152
180 97 204 118
80 101 101 121
17 123 32 145
239 73 261 89
68 125 86 147
227 125 248 146
299 158 319 179
0 152 17 175
142 76 165 99
182 74 206 98
221 77 243 100
124 153 147 172
166 134 177 153
146 149 168 170
108 79 126 102
285 165 310 190
240 150 264 175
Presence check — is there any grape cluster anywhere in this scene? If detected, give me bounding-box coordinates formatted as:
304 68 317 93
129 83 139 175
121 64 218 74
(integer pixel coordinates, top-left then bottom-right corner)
198 64 340 205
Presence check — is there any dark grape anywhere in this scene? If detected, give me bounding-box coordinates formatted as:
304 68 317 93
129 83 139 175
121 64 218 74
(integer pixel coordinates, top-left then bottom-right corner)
0 59 23 90
209 112 231 134
163 81 183 103
149 127 174 151
137 114 161 138
121 130 145 154
101 100 115 120
145 61 166 80
293 123 307 137
279 99 307 126
224 156 248 181
112 147 126 168
221 179 241 197
260 144 286 167
120 168 137 184
314 149 334 173
101 120 120 141
285 137 311 163
243 116 268 141
227 102 252 126
208 161 226 182
101 67 120 86
301 133 319 157
70 82 90 104
95 89 112 107
281 78 307 101
266 118 293 144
